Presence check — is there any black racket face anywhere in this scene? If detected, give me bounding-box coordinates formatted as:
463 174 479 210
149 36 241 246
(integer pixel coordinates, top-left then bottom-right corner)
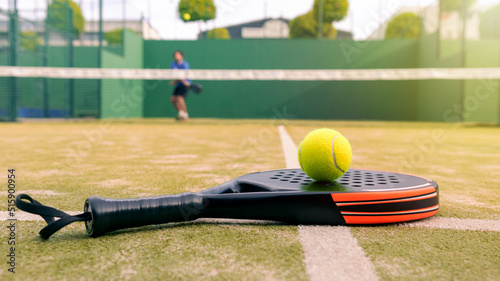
232 169 436 192
207 169 439 224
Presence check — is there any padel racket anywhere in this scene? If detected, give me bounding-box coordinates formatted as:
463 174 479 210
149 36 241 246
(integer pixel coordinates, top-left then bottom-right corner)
16 169 438 239
190 83 203 94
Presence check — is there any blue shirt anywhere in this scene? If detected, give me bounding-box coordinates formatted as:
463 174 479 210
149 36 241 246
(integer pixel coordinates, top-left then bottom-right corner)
170 60 191 87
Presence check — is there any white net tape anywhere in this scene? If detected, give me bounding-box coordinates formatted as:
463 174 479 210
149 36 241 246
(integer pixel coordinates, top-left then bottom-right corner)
1 66 500 80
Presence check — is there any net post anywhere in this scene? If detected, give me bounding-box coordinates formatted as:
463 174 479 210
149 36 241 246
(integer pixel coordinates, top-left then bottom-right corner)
121 27 125 56
43 0 50 118
8 1 18 122
317 0 323 39
65 0 74 118
97 0 103 119
460 0 468 122
121 0 126 56
122 0 126 32
437 1 442 59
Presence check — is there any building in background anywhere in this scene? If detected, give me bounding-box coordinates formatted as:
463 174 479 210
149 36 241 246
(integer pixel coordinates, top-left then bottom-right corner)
77 19 161 45
198 18 352 39
0 18 160 48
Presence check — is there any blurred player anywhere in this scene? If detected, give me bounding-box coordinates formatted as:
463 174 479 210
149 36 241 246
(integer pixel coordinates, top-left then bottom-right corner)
170 50 191 121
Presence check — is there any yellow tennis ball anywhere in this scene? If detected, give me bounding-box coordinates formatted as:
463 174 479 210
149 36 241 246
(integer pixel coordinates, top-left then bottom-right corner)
298 128 352 182
183 13 191 21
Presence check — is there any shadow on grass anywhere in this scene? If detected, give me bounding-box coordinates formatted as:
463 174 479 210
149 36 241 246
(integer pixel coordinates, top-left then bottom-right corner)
35 216 442 242
36 219 287 241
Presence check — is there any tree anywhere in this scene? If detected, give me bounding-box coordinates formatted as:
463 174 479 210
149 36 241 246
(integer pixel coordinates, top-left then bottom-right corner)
289 11 337 39
20 31 42 52
312 0 349 23
439 0 476 13
289 0 345 39
206 28 231 39
479 4 500 38
384 13 422 39
178 0 216 22
47 0 85 36
105 28 136 45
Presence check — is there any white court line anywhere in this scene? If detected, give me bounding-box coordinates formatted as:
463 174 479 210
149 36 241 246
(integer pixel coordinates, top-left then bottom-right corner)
278 125 301 169
400 217 500 232
277 125 380 281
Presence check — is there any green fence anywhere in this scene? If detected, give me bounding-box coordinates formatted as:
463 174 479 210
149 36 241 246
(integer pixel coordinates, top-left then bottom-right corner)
0 1 144 120
0 1 78 120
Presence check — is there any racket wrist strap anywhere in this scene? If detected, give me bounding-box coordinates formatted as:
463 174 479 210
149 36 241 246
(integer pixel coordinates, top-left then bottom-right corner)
15 194 91 240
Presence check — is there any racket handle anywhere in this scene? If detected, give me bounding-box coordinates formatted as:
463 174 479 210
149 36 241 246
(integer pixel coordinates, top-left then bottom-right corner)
84 192 204 237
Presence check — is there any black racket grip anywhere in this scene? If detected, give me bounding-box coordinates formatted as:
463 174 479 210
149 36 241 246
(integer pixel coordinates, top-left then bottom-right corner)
84 192 204 237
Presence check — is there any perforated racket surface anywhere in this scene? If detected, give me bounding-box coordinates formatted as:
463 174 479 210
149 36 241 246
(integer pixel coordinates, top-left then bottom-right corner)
198 169 439 223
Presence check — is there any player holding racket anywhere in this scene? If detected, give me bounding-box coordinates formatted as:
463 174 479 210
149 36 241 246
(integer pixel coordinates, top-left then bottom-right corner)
170 50 191 121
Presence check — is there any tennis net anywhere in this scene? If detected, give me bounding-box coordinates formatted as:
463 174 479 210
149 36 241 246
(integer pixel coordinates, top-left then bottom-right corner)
1 66 499 123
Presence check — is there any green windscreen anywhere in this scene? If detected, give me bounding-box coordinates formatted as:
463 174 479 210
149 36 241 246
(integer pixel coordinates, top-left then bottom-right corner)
1 67 498 123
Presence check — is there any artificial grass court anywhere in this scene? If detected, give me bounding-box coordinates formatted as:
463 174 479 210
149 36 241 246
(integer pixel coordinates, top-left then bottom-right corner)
1 119 499 280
